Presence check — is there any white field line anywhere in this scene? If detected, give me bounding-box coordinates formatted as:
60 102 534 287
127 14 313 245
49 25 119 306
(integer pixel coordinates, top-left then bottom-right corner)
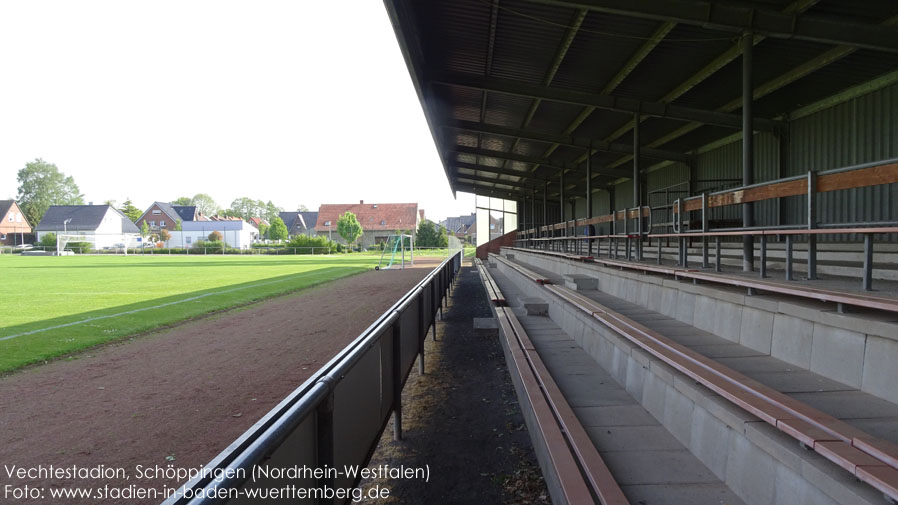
0 270 334 342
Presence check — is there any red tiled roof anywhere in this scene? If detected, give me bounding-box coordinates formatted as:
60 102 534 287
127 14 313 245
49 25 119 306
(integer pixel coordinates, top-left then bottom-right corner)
315 203 419 232
247 217 269 228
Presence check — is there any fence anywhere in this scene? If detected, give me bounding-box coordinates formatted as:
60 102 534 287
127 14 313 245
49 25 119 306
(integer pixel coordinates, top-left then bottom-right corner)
162 251 462 505
516 158 898 290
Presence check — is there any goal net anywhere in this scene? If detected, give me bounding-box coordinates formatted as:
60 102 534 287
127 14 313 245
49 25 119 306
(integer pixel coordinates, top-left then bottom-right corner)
56 234 137 255
376 234 414 270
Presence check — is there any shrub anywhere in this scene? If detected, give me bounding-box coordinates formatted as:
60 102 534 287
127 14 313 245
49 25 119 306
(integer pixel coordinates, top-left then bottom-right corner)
208 231 223 242
39 233 57 248
286 234 338 254
65 241 93 253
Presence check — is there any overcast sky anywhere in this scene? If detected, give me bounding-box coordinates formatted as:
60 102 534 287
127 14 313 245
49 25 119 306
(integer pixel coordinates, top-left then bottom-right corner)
0 1 475 222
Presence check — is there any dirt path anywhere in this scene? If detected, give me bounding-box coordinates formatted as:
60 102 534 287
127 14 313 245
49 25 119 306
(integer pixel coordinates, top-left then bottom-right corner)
0 260 439 504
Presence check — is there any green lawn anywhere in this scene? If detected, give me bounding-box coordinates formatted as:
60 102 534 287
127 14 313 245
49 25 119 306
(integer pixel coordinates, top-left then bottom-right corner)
0 254 391 372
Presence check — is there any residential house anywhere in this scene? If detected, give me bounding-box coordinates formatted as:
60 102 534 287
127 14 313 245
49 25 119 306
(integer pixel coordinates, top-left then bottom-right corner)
35 205 140 248
247 217 269 229
0 200 32 245
135 202 207 232
315 201 419 247
439 213 476 244
278 211 319 237
166 220 255 249
245 217 269 241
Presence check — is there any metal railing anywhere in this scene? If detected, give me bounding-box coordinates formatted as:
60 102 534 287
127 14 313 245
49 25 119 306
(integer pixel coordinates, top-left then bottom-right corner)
161 252 462 505
515 158 898 291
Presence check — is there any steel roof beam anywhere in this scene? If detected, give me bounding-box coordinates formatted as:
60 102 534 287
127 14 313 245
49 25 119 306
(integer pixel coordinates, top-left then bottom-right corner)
452 147 564 171
444 120 691 163
433 72 780 130
522 0 898 53
453 150 631 180
454 159 622 185
454 146 628 177
498 8 588 187
454 172 543 191
454 160 549 180
602 12 898 170
453 183 531 199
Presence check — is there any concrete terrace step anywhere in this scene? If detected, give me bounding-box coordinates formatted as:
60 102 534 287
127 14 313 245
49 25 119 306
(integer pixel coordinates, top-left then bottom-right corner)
491 268 747 505
492 252 898 505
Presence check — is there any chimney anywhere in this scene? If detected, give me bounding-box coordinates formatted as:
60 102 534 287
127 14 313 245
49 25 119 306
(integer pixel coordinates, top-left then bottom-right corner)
360 200 364 204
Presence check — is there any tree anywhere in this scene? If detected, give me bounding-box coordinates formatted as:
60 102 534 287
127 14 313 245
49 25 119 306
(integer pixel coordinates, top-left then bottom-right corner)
268 217 288 241
337 211 363 249
227 197 258 220
16 159 84 226
297 204 310 212
438 225 449 248
263 200 282 223
172 197 192 206
119 199 142 223
140 220 149 238
174 219 182 231
191 193 218 215
158 228 171 245
415 219 441 247
258 222 270 239
208 230 223 242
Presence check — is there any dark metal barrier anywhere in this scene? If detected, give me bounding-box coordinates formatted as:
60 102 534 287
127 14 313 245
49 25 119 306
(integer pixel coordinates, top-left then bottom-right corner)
161 252 461 505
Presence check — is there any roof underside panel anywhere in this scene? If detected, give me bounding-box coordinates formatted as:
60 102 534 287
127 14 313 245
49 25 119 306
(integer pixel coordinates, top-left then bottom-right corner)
387 0 898 198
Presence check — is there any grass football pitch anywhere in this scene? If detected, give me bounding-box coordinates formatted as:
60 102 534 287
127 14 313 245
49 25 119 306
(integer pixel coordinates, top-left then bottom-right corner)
0 253 423 373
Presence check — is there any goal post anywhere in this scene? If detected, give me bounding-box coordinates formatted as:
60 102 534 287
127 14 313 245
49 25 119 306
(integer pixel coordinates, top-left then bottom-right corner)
376 234 415 270
56 234 96 255
55 234 137 255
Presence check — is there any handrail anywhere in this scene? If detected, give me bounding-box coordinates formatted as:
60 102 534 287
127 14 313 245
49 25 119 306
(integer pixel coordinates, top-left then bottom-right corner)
505 245 898 315
162 252 462 505
517 158 898 240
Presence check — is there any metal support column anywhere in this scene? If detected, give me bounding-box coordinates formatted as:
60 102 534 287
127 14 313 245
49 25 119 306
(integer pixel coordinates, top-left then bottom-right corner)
531 190 536 248
543 180 548 242
715 237 722 272
701 193 709 268
807 171 817 280
586 143 593 256
760 235 767 278
391 320 402 440
742 32 755 272
785 235 794 281
560 164 565 253
633 109 642 261
863 234 874 291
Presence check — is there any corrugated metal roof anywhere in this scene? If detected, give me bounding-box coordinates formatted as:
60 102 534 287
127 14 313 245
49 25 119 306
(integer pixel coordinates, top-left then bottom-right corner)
388 0 898 198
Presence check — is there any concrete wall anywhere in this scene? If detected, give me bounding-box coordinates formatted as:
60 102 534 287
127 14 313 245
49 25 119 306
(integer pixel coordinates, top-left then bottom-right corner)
495 252 890 505
506 249 898 405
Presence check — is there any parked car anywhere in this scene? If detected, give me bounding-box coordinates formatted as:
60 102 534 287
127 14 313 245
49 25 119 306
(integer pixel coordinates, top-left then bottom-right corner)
14 244 33 251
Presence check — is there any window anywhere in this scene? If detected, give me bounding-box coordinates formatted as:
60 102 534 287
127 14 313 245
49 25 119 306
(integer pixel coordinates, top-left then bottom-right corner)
6 214 11 222
150 221 156 227
186 236 192 244
152 210 161 215
15 212 21 223
380 220 386 225
324 221 331 226
160 220 165 227
0 233 5 240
